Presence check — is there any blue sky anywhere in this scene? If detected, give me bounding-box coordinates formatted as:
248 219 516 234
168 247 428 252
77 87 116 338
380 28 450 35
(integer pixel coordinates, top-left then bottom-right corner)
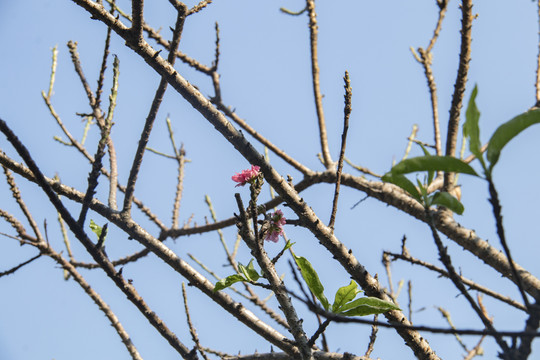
1 1 540 359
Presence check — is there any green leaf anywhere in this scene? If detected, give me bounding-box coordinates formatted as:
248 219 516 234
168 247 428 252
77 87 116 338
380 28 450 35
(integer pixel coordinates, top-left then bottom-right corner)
390 156 478 177
89 219 102 238
381 172 422 202
213 274 246 292
239 259 260 282
487 108 540 171
463 85 483 162
332 281 361 313
283 240 295 251
294 255 330 310
430 191 465 215
340 297 401 317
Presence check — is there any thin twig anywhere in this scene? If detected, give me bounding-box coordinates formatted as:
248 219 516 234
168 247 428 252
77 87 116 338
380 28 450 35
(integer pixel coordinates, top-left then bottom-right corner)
410 1 448 157
487 177 530 311
211 22 220 70
67 40 119 212
77 102 113 226
0 254 42 278
122 2 188 214
328 71 352 231
364 314 378 358
3 166 43 240
306 0 333 169
95 1 114 108
384 250 527 311
425 210 510 355
106 55 120 210
167 117 186 228
188 0 212 16
182 282 210 360
438 307 468 352
47 45 58 99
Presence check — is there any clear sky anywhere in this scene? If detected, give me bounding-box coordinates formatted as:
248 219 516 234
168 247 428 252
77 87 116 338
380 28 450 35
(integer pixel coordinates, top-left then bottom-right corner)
1 1 540 359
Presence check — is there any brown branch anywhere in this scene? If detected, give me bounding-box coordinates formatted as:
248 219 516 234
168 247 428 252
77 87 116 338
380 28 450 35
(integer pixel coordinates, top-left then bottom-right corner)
444 0 474 191
425 210 510 355
306 0 333 169
188 0 212 16
411 0 447 156
364 314 378 358
67 40 120 211
122 2 187 214
487 178 531 310
0 253 42 278
130 0 144 43
3 166 44 240
95 2 114 108
182 282 210 360
328 71 351 230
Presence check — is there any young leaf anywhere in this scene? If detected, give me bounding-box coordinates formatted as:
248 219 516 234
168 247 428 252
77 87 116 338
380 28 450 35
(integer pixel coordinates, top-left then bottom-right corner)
487 108 540 171
340 296 401 317
332 280 360 313
89 219 102 238
430 191 465 215
463 85 483 162
283 240 295 251
213 274 246 292
240 259 260 282
390 156 478 177
381 172 422 202
294 255 330 310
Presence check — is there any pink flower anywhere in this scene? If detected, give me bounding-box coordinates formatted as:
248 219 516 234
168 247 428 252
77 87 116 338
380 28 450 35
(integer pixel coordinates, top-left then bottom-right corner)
265 210 286 243
232 165 260 187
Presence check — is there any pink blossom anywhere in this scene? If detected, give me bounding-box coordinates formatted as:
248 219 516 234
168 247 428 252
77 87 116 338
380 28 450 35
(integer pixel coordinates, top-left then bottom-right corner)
232 165 260 187
265 210 286 243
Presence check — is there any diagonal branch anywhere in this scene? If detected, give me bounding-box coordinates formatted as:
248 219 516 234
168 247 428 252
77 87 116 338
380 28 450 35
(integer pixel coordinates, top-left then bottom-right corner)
122 2 187 214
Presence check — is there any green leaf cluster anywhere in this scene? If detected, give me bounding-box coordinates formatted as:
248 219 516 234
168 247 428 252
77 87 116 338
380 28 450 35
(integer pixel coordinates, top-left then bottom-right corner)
213 259 261 292
464 84 540 174
382 156 473 215
294 255 400 316
382 84 540 214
